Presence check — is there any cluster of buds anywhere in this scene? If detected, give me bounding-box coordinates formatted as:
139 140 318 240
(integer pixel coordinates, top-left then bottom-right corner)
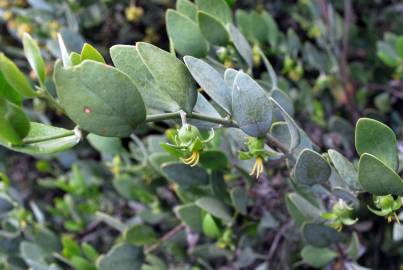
239 137 273 179
217 47 236 68
282 55 303 81
368 195 401 223
322 199 358 231
125 4 144 23
162 113 215 167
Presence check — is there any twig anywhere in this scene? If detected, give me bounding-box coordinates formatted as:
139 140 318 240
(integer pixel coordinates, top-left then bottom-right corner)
267 221 293 260
145 223 186 253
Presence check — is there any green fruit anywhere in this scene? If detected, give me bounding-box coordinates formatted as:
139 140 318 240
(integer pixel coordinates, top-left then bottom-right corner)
377 195 394 210
177 124 201 145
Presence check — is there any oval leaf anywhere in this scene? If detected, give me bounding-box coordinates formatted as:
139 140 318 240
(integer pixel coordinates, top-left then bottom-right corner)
358 153 403 196
184 56 232 114
166 9 209 58
232 72 272 137
197 11 230 46
23 33 46 85
137 42 197 114
0 54 36 98
161 162 209 187
0 98 30 145
294 149 331 186
196 196 232 223
54 60 146 137
355 118 398 170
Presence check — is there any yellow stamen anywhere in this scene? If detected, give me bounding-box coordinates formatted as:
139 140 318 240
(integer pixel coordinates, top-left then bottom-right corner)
181 151 200 167
249 159 258 177
394 212 401 224
387 215 392 223
249 157 264 179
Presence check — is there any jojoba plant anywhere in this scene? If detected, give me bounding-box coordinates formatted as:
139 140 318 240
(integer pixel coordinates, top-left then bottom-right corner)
0 0 403 269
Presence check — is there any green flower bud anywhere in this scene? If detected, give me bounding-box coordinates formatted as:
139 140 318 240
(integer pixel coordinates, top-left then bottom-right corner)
376 195 395 210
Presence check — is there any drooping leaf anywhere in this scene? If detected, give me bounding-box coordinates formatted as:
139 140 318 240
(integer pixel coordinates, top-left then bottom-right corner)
232 72 272 137
80 43 105 63
1 122 79 155
0 54 36 98
166 10 209 58
22 33 46 85
87 134 122 157
358 153 403 196
184 56 232 114
54 60 146 137
294 149 331 186
195 0 232 25
197 11 230 46
196 197 232 223
136 42 198 114
355 118 398 170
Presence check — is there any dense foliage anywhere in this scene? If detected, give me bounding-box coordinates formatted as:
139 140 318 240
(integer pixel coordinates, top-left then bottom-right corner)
1 0 403 269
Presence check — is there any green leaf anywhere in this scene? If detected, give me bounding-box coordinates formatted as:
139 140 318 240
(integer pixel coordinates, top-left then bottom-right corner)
355 118 398 170
195 197 232 223
230 187 248 215
396 36 403 58
184 56 232 113
235 10 254 41
301 246 337 268
124 224 158 246
232 71 272 137
97 244 143 270
111 45 181 113
22 33 46 85
302 223 342 248
199 150 229 171
270 122 291 148
54 60 146 137
347 232 361 260
81 43 106 64
294 149 331 186
202 214 221 238
161 162 209 187
0 195 14 216
174 203 203 232
358 153 403 196
377 41 399 67
229 24 253 67
195 0 232 25
166 10 209 58
87 134 122 157
285 193 323 226
197 11 229 46
136 42 197 114
0 98 30 145
210 171 230 201
0 54 36 98
176 0 197 21
328 149 361 190
0 71 22 106
250 11 268 44
71 256 96 270
1 122 79 155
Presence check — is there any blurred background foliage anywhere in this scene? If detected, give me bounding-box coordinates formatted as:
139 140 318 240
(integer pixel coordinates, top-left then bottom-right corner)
1 0 403 269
